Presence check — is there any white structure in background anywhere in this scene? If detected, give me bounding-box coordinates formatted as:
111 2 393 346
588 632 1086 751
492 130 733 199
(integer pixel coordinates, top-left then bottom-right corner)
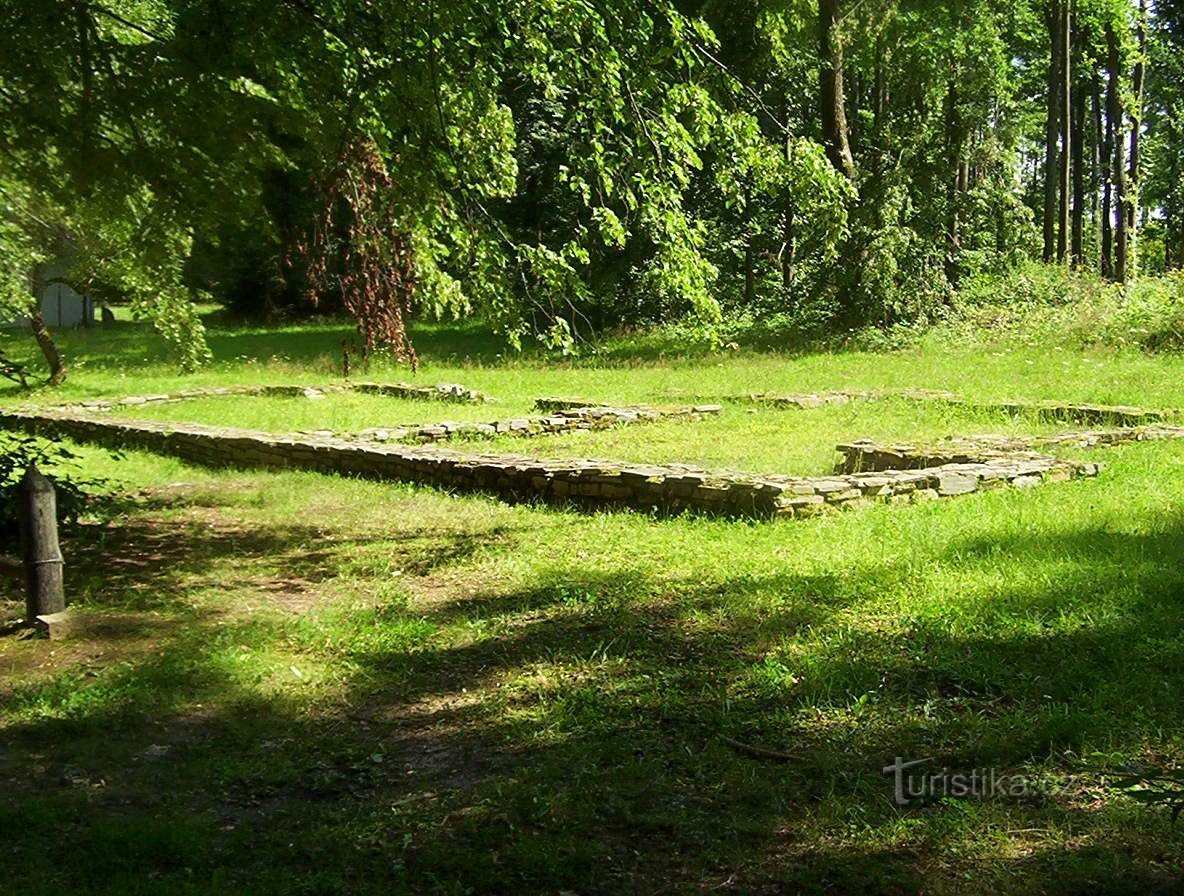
39 280 96 327
1 263 97 328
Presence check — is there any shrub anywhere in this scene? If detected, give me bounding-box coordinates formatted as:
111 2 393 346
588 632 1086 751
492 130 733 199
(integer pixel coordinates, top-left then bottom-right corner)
948 263 1184 353
0 436 108 542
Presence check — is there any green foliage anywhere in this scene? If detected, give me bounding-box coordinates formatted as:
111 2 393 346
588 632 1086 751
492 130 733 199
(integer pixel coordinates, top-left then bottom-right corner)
852 184 952 326
1111 766 1184 827
958 260 1100 309
0 435 108 539
0 179 49 320
946 263 1184 352
71 202 213 371
0 0 1178 365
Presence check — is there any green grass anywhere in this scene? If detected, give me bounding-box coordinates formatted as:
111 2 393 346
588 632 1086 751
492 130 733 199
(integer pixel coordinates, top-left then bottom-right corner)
11 311 1184 409
106 392 1069 475
1 312 1183 894
118 392 541 432
447 399 1072 474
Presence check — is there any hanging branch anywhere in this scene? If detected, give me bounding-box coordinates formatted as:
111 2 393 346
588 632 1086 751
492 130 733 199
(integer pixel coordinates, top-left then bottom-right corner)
295 138 417 368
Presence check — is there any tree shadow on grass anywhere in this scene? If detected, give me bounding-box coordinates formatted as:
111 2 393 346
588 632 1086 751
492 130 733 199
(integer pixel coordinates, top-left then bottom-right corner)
2 317 514 385
2 511 1184 894
56 512 516 613
203 320 511 369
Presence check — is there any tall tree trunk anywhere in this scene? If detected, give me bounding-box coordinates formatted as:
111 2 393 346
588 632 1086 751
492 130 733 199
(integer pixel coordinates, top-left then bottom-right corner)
76 4 93 194
1167 193 1175 271
847 69 861 153
1043 0 1062 262
1071 47 1086 266
29 309 67 386
1127 0 1146 277
1101 57 1115 277
818 0 856 180
872 35 885 158
781 200 796 290
743 180 755 307
1169 143 1182 270
1056 0 1071 263
1090 74 1103 246
944 80 963 284
781 121 797 291
1108 24 1128 282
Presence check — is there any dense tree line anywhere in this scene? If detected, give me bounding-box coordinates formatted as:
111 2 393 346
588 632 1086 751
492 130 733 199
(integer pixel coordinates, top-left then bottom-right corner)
0 0 1181 377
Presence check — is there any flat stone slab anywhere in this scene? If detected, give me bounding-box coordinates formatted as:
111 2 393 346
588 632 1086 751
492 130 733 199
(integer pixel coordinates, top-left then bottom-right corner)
535 397 723 415
33 610 75 640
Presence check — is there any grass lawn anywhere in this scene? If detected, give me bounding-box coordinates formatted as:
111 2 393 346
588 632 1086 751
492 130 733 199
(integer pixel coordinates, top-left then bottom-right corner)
119 393 544 433
1 313 1183 894
112 392 1074 477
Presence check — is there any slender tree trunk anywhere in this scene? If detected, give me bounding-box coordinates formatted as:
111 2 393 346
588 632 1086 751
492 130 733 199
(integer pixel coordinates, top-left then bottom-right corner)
847 69 861 153
781 200 795 289
997 199 1007 256
781 114 797 291
76 4 93 194
1127 0 1146 277
1166 195 1175 271
1071 48 1086 266
1101 59 1114 277
1056 0 1071 263
945 80 963 284
1043 1 1062 262
1090 74 1103 246
743 180 755 307
1108 25 1128 282
1169 145 1183 270
872 35 885 157
818 0 856 180
29 309 67 386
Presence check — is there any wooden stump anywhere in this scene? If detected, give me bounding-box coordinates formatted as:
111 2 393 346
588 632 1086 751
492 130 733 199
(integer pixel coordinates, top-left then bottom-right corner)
18 464 65 620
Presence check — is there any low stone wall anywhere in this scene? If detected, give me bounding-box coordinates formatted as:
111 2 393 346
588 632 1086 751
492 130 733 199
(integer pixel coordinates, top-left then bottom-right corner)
41 381 491 414
335 404 722 444
350 382 490 403
965 400 1170 426
836 423 1184 473
535 397 605 411
729 389 1173 425
0 409 1096 520
966 424 1184 451
734 389 955 410
837 440 1040 473
534 397 721 414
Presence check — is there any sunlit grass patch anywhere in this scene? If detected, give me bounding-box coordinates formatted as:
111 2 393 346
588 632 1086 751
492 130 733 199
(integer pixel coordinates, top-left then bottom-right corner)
114 391 539 432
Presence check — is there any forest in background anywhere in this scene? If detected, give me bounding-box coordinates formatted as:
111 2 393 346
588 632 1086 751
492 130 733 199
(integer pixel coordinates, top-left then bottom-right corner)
2 0 1183 378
